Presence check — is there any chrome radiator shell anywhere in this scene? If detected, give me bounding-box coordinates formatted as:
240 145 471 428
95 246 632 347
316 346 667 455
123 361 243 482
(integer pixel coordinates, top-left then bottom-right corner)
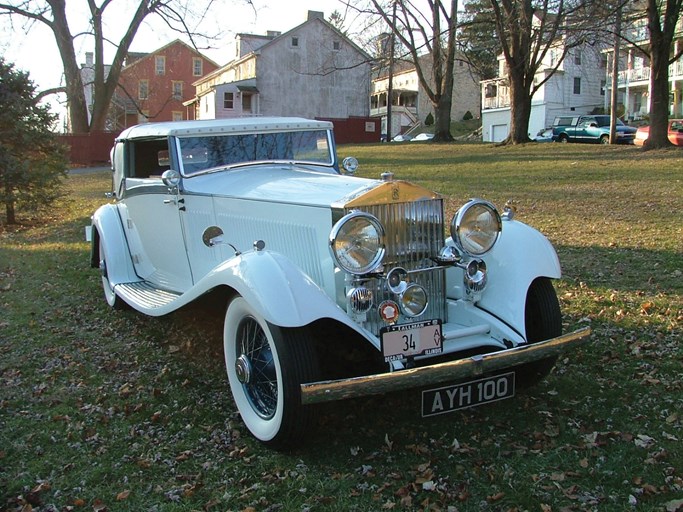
344 197 447 335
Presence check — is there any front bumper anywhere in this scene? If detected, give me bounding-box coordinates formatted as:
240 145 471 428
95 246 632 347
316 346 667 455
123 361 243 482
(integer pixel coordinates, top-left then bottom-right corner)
300 327 591 405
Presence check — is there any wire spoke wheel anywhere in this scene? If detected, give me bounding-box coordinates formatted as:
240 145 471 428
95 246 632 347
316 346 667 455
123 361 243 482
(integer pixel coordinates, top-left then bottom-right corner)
224 296 319 448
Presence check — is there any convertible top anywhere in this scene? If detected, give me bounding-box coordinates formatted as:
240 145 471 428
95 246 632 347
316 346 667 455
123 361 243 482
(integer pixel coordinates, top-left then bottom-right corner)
116 117 334 141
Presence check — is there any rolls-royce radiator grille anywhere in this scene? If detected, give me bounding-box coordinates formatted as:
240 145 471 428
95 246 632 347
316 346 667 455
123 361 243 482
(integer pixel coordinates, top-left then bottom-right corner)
346 198 447 335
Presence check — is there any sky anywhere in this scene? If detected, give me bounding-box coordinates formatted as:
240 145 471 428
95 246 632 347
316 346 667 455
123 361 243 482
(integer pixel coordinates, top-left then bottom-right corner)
0 0 351 97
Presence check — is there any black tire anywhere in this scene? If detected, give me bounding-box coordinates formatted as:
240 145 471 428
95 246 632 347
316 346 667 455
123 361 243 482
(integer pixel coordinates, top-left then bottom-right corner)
224 296 319 449
517 277 562 387
599 135 609 145
558 134 569 143
98 236 127 310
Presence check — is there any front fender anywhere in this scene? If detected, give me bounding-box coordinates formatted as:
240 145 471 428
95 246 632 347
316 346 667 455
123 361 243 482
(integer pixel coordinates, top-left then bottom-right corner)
191 250 374 340
91 204 139 286
447 219 561 338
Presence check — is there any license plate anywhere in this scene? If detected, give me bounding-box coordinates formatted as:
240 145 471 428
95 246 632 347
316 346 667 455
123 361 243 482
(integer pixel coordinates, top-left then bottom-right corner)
421 372 515 417
380 319 442 362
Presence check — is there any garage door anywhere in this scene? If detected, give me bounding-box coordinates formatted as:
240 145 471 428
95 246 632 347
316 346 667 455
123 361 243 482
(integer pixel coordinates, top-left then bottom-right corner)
491 124 509 142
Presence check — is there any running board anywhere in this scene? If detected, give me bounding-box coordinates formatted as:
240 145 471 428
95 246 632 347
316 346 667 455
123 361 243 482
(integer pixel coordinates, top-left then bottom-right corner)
115 281 182 309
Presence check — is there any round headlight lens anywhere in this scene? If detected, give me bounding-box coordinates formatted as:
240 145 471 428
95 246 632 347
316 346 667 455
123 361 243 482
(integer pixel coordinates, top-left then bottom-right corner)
451 200 502 255
400 283 428 317
330 212 385 274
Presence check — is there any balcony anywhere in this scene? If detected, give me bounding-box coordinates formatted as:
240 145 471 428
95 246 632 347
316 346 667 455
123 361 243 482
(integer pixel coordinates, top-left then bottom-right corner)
481 78 510 110
608 56 683 87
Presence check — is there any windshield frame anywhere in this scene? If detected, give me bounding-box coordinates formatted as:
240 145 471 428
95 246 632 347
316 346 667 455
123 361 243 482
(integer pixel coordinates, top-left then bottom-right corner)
173 129 336 177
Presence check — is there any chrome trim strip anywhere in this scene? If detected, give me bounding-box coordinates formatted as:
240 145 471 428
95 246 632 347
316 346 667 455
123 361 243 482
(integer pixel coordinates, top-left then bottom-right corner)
300 327 591 405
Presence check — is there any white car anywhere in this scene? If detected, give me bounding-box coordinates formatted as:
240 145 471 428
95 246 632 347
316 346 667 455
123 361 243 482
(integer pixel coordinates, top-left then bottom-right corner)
411 133 435 141
90 117 590 448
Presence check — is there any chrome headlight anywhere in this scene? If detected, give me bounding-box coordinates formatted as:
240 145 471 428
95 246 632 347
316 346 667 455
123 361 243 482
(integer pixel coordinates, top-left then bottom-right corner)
330 212 385 275
451 199 502 256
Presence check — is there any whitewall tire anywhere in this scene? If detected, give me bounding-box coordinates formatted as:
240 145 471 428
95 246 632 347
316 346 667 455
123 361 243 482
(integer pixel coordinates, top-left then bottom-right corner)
224 296 318 448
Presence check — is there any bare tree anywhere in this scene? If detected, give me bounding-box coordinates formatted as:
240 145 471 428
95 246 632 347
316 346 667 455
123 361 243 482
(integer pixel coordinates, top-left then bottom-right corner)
367 0 459 142
487 0 598 144
643 0 683 149
0 0 241 133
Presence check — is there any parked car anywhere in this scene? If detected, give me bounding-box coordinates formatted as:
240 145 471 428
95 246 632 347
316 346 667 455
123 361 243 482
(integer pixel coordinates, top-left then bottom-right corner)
90 117 590 448
535 127 554 143
634 119 683 146
392 134 413 142
411 132 435 141
551 114 636 144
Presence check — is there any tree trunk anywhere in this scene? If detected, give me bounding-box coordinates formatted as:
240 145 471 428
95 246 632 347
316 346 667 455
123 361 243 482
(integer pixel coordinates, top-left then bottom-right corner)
644 0 676 149
646 49 673 148
5 199 15 225
507 70 533 144
50 0 90 133
433 95 455 142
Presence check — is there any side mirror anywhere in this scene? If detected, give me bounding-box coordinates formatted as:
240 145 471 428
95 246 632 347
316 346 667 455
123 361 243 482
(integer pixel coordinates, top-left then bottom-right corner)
161 169 181 190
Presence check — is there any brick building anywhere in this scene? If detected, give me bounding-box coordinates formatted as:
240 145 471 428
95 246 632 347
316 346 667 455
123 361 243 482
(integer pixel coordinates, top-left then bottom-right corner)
113 40 219 128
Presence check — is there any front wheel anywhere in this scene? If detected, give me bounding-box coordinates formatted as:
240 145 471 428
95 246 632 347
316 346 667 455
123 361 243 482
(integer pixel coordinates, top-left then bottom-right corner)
516 278 562 387
558 134 569 143
224 296 319 449
599 134 610 145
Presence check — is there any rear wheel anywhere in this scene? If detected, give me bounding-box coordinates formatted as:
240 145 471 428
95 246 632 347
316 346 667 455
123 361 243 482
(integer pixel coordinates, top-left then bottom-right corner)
224 296 319 449
98 237 127 310
600 134 610 145
517 278 562 386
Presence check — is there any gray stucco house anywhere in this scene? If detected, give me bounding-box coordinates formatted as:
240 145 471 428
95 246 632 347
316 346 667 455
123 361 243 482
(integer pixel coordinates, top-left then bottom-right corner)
188 11 372 121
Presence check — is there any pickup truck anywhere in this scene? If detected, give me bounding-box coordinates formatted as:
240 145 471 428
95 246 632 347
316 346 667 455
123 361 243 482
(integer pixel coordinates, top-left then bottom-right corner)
551 115 636 144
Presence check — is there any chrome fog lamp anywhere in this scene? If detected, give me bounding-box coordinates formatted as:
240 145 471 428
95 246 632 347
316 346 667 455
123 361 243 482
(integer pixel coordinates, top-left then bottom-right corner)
436 245 462 264
330 212 385 275
451 199 502 256
464 258 488 293
386 267 408 294
347 286 373 313
400 283 428 317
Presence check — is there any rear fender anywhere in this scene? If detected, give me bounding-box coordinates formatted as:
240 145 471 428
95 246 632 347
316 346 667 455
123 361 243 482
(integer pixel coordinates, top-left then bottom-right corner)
91 204 139 285
447 219 561 337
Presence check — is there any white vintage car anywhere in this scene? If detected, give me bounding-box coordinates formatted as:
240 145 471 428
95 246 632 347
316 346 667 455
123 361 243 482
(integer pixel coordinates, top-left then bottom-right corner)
90 117 590 448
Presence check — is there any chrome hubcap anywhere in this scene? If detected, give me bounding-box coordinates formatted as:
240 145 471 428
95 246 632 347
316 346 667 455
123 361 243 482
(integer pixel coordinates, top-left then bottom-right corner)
235 354 252 384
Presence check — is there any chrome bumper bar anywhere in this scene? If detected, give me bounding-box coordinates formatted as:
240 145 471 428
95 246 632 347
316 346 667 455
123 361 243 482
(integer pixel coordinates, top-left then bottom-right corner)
300 327 591 405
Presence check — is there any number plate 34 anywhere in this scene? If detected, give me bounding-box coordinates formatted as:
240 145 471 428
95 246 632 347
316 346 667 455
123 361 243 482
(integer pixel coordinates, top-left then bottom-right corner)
380 319 442 362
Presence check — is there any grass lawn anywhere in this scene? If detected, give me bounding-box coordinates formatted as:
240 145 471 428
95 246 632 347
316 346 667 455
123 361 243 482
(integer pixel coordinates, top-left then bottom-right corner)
1 142 681 511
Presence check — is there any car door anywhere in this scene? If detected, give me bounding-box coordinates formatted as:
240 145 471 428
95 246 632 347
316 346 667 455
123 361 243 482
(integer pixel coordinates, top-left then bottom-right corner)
118 139 194 292
575 117 593 142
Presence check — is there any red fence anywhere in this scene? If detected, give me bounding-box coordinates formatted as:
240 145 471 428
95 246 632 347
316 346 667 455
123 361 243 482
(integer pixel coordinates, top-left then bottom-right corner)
57 131 117 166
58 117 380 166
316 116 381 144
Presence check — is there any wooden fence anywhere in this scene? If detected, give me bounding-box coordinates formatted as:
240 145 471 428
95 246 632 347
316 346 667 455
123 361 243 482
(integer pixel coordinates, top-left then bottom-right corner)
57 131 117 166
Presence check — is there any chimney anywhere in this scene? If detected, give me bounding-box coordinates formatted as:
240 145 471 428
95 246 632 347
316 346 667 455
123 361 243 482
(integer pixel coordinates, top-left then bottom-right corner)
307 10 324 21
85 52 94 67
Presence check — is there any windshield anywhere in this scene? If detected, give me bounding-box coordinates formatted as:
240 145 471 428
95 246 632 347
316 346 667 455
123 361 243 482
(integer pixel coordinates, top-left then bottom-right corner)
177 129 333 175
596 116 624 127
